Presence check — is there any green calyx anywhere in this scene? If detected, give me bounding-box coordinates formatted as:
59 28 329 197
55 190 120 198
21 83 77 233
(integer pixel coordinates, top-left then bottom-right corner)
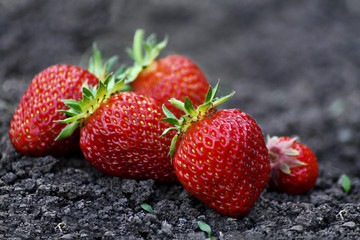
55 42 135 141
126 29 168 84
162 81 235 158
55 73 127 141
88 43 125 83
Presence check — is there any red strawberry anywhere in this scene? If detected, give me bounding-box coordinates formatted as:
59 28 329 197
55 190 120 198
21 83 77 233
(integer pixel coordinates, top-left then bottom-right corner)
127 30 210 118
9 45 118 156
266 136 318 195
9 65 98 156
162 83 270 217
133 55 209 117
57 75 177 182
80 92 176 181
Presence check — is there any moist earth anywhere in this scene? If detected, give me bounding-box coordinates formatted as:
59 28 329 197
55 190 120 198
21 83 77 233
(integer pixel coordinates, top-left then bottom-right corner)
1 0 360 239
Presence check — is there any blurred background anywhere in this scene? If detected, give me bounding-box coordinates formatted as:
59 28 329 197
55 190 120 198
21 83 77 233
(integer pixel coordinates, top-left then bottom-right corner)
1 0 360 175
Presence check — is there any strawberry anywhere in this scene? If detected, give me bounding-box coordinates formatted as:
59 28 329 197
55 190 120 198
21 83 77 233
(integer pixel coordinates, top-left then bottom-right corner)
266 136 319 195
127 29 210 118
9 44 119 156
56 75 177 182
162 83 270 217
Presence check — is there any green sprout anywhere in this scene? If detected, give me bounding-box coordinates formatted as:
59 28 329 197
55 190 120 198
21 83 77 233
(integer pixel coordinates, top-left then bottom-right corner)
340 174 351 193
198 221 215 240
140 203 153 213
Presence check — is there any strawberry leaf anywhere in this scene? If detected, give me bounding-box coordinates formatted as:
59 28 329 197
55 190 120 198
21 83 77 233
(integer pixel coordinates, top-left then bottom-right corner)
56 40 132 141
106 76 116 93
56 74 126 141
62 100 82 113
125 65 143 84
95 82 107 102
88 43 98 75
55 115 82 124
169 134 179 159
162 105 178 120
211 81 220 100
112 76 127 94
212 91 235 107
91 43 102 76
126 29 168 84
114 66 127 78
104 56 118 76
184 97 196 116
169 98 187 114
144 33 156 53
162 81 234 157
87 42 122 83
131 29 145 66
57 109 79 117
197 102 212 113
204 85 213 103
161 127 178 137
55 121 79 140
162 118 180 126
80 95 93 112
82 87 95 100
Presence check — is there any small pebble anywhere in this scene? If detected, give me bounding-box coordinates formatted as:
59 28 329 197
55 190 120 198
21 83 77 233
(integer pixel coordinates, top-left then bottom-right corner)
342 222 356 228
24 179 36 191
290 225 304 231
1 172 16 184
60 233 76 239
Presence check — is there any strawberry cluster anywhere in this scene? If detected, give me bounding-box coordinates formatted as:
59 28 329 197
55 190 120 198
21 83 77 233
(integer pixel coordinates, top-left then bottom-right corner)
9 29 318 217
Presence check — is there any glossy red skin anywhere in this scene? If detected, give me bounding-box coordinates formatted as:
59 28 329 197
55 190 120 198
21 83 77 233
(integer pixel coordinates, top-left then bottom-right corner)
132 55 210 118
269 137 318 195
173 109 270 217
9 65 99 156
79 92 177 182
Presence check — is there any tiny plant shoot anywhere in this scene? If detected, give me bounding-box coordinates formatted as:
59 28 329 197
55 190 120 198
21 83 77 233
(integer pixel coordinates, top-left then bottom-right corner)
340 174 351 193
140 203 153 213
198 221 215 240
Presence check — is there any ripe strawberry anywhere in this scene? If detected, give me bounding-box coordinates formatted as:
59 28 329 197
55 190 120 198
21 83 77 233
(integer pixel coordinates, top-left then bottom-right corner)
81 92 176 181
127 30 210 118
162 83 270 217
9 65 98 156
9 45 118 156
266 136 318 195
57 75 177 182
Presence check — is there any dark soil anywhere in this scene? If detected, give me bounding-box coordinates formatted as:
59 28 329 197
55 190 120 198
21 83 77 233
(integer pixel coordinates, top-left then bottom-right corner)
1 0 360 239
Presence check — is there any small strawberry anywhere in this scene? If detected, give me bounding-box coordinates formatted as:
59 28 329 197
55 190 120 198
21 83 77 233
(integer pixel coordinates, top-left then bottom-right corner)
162 83 270 217
266 136 318 195
9 44 119 156
127 29 210 118
56 74 177 182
